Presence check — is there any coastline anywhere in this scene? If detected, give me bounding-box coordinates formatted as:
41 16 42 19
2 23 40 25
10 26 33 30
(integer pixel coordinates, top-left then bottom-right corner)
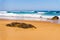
0 14 60 24
0 11 60 40
0 11 60 23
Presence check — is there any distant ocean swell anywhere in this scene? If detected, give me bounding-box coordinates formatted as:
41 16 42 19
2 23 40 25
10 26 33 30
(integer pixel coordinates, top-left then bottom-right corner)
7 11 60 16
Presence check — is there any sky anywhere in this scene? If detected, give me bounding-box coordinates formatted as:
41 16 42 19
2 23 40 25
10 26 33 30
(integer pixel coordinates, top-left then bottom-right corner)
0 0 60 11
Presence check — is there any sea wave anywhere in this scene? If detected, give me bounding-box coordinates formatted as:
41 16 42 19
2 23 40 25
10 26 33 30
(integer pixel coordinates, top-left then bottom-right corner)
0 11 60 19
0 11 60 24
7 11 36 13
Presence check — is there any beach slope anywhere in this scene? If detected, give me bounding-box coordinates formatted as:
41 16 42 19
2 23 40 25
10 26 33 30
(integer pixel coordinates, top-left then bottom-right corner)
0 20 60 40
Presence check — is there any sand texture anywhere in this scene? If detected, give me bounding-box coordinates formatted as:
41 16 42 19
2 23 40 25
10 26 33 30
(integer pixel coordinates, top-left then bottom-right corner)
0 20 60 40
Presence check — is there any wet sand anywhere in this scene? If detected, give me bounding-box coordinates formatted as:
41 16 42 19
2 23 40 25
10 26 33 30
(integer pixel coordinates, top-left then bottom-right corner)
0 19 60 40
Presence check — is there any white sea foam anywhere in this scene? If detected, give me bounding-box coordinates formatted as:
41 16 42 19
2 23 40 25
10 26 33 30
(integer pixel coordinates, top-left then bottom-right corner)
0 11 60 24
0 11 59 18
37 12 45 15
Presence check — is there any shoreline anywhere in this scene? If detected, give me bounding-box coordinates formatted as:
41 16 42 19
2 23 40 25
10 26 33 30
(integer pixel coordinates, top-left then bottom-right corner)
0 19 59 24
0 12 60 24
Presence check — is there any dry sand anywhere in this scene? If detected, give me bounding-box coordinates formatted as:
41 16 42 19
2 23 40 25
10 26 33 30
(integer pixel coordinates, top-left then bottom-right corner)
0 19 60 40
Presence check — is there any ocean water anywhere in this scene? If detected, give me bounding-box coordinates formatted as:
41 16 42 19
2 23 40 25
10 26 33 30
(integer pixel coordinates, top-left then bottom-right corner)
7 11 37 14
0 11 60 23
7 11 60 16
43 11 60 16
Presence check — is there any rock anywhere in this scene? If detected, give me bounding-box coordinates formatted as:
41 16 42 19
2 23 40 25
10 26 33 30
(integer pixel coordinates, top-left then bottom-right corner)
18 23 29 29
18 23 36 29
27 24 36 29
6 24 13 27
6 22 36 29
51 16 59 20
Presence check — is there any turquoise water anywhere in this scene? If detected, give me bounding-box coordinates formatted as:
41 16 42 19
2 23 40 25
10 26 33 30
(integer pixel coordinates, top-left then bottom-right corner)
7 11 37 14
43 12 60 16
7 11 60 16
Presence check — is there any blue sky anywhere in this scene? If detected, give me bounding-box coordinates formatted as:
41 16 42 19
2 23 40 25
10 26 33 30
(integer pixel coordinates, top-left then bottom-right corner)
0 0 60 11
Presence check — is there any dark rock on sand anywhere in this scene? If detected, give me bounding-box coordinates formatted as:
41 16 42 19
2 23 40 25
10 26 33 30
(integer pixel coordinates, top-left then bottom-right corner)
6 24 13 27
17 23 29 29
11 22 21 27
51 16 59 20
27 24 36 29
6 22 36 29
17 23 36 29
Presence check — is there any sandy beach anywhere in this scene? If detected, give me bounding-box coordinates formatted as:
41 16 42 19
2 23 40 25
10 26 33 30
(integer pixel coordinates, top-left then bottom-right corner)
0 20 60 40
